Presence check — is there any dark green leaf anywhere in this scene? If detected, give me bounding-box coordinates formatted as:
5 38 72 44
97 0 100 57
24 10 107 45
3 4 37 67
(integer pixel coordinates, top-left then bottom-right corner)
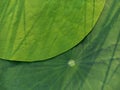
0 0 120 89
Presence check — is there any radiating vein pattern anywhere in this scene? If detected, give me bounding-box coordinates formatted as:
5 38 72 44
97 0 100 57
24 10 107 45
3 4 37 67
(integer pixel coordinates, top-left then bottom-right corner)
0 0 105 61
0 0 120 90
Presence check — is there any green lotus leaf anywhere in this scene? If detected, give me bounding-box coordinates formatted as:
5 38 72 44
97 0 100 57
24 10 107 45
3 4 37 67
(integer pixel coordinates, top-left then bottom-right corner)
0 0 105 61
0 0 120 89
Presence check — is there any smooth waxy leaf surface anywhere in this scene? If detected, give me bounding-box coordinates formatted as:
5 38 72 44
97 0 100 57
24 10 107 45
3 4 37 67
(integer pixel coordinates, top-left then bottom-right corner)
0 0 120 89
0 0 105 61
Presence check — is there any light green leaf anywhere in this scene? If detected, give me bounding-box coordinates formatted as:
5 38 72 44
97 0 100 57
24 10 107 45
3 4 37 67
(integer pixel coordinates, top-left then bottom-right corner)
0 0 105 61
0 0 120 89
